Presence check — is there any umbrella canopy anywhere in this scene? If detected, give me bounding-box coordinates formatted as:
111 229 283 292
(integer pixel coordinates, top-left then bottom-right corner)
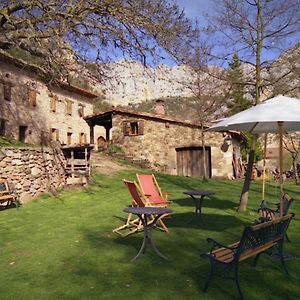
208 95 300 215
209 95 300 133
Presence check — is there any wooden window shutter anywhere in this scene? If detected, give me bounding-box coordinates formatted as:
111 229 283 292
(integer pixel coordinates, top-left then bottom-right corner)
78 104 84 117
50 128 59 141
56 129 59 141
28 88 37 107
123 121 130 136
4 83 11 101
67 132 72 145
50 95 57 112
138 120 144 135
66 100 73 115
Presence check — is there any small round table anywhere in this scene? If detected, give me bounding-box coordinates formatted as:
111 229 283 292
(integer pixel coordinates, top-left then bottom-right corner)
123 206 172 261
183 190 215 224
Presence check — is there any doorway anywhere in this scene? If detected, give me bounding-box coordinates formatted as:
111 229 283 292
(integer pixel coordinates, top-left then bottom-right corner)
19 126 28 143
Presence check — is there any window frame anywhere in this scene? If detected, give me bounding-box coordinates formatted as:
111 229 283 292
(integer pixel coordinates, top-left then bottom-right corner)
123 120 144 136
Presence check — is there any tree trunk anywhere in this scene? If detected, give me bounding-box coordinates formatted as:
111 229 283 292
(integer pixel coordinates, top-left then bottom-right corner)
238 0 262 212
238 134 258 212
292 158 300 185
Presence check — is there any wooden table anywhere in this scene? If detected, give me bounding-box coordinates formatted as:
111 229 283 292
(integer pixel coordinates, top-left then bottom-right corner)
123 206 172 261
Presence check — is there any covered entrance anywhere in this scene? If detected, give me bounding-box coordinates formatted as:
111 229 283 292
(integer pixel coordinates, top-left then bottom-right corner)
176 146 211 178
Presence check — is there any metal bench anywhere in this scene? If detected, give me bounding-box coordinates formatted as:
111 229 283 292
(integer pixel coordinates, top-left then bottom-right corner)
201 213 294 300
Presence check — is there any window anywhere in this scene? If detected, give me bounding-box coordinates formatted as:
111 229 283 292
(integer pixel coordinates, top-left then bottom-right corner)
28 87 37 107
67 132 72 145
66 100 73 116
0 119 6 136
79 132 87 144
78 103 84 117
50 128 59 141
50 95 57 112
3 83 11 101
19 126 27 143
123 120 144 136
41 131 49 145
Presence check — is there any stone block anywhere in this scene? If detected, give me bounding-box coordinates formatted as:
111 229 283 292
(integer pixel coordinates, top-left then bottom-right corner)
11 159 23 166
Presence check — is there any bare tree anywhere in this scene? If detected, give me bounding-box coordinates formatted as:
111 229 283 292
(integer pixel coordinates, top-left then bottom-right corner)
179 36 228 178
0 0 195 82
283 133 300 185
207 0 300 211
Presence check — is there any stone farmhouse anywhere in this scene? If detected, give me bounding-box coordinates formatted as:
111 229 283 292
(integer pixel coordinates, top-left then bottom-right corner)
0 54 98 146
85 101 241 178
0 55 243 180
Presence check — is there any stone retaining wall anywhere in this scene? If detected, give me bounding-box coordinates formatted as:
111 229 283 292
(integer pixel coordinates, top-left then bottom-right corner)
0 147 66 203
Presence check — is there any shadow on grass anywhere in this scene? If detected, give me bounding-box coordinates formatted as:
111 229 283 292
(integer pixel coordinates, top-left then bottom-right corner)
167 212 248 231
175 196 237 210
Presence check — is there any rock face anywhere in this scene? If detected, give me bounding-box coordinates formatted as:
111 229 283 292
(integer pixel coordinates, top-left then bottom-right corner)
0 147 66 203
98 60 224 106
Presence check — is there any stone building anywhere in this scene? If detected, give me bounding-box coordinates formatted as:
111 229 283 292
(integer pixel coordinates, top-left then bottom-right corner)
85 101 240 178
0 54 98 146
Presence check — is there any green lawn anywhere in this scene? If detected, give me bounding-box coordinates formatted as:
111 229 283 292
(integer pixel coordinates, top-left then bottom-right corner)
0 169 299 300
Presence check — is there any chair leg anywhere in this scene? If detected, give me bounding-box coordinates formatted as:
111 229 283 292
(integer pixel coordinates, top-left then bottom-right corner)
158 218 169 233
234 264 244 300
278 242 289 275
252 253 261 267
285 233 291 243
203 261 214 293
113 213 142 236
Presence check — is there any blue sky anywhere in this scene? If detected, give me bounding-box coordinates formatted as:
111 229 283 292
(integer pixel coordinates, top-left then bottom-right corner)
176 0 214 24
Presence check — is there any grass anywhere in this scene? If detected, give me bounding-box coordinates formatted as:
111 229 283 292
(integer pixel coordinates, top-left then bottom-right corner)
0 136 32 147
0 169 299 300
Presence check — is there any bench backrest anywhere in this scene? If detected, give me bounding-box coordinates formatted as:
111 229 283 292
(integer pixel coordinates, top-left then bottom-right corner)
237 213 294 260
0 179 10 195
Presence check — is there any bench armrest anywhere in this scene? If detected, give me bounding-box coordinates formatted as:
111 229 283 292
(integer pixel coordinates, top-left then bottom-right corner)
206 237 237 250
201 237 238 260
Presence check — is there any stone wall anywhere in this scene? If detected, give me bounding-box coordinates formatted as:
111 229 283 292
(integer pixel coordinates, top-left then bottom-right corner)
111 114 233 177
0 147 66 203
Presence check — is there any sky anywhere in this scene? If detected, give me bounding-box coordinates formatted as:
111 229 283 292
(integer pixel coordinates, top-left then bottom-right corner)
174 0 300 67
176 0 214 24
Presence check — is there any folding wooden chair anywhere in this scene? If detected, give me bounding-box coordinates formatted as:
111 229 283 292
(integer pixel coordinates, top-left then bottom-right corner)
113 180 170 236
136 174 171 207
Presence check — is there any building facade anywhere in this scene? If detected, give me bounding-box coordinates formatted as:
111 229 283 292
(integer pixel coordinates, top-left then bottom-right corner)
0 57 97 146
85 107 238 178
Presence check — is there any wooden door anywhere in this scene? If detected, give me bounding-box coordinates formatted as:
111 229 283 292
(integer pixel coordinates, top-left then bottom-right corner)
176 146 211 177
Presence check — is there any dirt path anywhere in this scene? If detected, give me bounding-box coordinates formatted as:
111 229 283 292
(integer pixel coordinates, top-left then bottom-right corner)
91 152 135 176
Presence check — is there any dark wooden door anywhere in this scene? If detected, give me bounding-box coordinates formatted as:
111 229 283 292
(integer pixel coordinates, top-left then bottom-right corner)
176 146 211 177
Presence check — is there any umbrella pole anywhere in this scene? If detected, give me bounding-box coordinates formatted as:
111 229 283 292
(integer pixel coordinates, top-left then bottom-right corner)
278 121 284 216
261 133 267 206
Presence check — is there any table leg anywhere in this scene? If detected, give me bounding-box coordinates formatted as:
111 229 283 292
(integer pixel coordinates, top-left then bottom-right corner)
191 195 205 225
132 214 168 261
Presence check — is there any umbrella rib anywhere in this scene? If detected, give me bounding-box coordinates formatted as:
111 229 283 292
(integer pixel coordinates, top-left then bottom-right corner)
249 122 259 133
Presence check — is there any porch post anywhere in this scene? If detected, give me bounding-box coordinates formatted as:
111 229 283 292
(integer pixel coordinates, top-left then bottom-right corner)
105 125 110 142
89 123 95 145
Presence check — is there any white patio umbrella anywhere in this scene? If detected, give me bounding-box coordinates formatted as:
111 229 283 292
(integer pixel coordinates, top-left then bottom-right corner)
208 95 300 215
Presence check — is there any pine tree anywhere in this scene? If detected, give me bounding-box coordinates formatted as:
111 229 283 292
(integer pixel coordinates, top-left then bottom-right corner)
226 53 251 116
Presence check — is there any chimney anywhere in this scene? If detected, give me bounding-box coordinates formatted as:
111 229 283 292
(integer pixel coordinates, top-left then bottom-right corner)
154 99 165 115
